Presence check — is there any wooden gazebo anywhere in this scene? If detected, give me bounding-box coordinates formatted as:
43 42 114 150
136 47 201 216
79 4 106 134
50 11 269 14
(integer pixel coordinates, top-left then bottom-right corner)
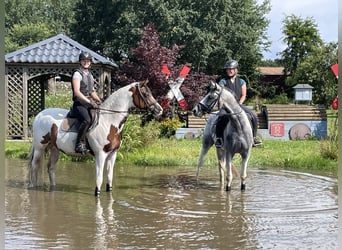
5 34 117 140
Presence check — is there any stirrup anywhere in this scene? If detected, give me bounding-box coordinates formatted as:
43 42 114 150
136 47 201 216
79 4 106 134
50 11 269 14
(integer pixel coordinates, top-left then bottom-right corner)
215 137 223 148
75 143 89 155
253 137 262 147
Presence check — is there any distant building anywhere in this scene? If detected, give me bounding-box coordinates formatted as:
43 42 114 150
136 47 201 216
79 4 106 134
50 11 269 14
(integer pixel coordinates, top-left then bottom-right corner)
258 67 286 94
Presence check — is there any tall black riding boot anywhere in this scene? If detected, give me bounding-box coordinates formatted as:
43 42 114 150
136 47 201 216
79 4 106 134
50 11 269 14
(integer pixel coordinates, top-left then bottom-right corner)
75 121 90 155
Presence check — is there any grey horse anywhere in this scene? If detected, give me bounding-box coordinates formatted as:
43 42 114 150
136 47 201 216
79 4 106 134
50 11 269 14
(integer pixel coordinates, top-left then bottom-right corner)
192 81 253 191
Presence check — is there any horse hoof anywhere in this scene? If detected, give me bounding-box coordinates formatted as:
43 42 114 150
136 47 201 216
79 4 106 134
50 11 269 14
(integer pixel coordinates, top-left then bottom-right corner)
95 187 100 197
226 185 231 192
241 183 246 191
106 184 112 192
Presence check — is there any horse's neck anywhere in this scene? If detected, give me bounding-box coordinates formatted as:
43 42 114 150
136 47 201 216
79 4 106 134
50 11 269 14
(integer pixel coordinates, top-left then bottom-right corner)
95 89 133 129
102 89 132 112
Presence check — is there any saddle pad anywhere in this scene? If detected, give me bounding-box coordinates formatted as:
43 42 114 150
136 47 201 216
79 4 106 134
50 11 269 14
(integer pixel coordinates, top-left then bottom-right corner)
61 117 80 132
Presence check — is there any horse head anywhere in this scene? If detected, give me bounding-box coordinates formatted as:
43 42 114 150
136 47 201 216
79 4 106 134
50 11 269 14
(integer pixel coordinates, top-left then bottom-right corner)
192 81 222 116
132 80 163 117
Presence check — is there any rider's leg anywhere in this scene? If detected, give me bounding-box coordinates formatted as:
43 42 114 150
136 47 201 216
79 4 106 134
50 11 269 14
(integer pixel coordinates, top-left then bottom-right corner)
75 120 90 154
215 109 228 148
242 106 262 146
73 104 92 154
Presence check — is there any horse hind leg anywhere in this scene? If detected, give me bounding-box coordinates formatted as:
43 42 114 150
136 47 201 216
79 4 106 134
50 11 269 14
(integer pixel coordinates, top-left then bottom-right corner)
225 159 234 192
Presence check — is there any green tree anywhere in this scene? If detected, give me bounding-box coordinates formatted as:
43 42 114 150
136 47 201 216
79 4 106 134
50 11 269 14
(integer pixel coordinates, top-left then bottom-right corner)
280 15 323 82
289 42 338 104
71 0 271 77
5 0 77 53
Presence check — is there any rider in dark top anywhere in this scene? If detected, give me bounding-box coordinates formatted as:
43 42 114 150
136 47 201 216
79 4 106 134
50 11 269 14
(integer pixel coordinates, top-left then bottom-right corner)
71 52 102 154
215 59 262 147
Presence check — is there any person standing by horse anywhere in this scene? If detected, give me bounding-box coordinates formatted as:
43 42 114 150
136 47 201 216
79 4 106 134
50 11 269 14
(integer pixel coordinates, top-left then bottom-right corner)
71 52 102 154
215 59 262 147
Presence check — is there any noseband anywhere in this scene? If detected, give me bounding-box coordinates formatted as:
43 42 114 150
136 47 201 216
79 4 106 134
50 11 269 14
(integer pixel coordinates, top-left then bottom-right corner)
136 83 157 110
198 86 223 113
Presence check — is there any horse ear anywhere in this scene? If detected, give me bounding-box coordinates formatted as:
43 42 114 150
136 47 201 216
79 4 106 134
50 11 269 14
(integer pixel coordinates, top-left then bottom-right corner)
210 81 216 90
140 79 149 86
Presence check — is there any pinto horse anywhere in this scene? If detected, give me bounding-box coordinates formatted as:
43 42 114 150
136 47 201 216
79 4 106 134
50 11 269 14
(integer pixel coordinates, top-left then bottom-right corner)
192 81 253 191
28 80 163 196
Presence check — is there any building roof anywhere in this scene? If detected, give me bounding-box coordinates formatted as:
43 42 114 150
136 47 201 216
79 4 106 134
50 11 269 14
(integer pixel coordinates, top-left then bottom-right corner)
5 33 118 67
258 67 284 75
293 84 314 89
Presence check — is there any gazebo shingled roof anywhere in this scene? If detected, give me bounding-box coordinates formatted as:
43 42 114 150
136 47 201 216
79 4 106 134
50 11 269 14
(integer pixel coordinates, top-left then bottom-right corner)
5 33 117 67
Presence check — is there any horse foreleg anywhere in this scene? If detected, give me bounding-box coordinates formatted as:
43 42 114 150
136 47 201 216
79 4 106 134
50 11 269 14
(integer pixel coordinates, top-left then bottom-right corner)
196 130 214 182
225 156 233 192
216 148 226 185
240 152 251 191
196 145 211 182
95 153 106 197
105 152 118 192
47 146 59 188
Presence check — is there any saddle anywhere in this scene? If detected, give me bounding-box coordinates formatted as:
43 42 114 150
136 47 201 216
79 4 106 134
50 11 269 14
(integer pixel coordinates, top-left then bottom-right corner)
61 108 99 132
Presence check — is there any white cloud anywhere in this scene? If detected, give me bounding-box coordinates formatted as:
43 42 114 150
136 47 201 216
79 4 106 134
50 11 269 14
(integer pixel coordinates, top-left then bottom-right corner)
262 0 338 59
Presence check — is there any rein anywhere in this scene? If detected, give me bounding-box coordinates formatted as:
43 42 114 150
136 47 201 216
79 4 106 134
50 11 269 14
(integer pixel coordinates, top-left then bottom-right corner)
93 83 154 114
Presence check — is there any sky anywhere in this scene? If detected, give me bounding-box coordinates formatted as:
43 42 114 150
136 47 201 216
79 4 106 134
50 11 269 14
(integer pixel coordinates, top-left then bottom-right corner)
261 0 338 59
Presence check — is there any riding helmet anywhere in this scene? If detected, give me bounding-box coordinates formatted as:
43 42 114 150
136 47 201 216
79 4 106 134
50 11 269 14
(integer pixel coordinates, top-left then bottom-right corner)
79 52 92 62
224 59 238 69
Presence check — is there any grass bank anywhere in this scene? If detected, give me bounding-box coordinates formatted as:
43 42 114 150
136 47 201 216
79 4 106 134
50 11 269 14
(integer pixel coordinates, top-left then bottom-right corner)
5 138 337 173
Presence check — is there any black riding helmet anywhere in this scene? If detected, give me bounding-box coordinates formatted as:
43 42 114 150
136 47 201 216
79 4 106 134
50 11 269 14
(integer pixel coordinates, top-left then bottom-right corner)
79 52 92 62
224 59 238 69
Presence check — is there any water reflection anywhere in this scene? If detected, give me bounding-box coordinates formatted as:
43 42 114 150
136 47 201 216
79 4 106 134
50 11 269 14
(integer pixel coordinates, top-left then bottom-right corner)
5 159 337 249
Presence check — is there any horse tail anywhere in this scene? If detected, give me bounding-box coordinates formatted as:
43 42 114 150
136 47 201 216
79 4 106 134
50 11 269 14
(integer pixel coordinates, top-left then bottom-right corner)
28 143 43 188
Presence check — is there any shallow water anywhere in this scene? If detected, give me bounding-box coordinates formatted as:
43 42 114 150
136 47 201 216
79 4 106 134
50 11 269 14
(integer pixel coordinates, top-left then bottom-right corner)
5 158 337 249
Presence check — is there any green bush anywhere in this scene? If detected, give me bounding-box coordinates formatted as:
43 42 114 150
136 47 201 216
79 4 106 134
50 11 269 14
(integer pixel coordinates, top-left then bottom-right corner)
120 115 161 154
159 117 182 138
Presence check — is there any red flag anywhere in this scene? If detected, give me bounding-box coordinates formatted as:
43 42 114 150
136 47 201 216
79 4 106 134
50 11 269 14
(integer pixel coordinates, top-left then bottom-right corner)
331 64 338 79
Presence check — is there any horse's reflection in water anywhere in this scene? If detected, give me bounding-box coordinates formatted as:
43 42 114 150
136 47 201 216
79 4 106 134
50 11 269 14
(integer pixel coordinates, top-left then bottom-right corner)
94 194 118 249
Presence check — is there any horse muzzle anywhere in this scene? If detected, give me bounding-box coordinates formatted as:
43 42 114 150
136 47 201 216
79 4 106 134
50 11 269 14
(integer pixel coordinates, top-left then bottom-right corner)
192 104 204 117
150 104 163 117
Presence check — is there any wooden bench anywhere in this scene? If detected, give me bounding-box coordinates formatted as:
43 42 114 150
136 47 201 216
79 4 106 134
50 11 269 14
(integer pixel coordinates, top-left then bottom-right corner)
187 114 209 128
187 104 326 131
261 104 327 122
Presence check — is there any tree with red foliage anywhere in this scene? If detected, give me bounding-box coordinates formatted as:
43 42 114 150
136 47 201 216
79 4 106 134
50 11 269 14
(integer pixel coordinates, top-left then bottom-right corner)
114 23 216 114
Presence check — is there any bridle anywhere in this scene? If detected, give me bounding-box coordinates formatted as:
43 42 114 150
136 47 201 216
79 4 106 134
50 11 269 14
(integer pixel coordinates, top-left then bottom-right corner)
198 84 243 116
95 83 157 114
198 86 222 114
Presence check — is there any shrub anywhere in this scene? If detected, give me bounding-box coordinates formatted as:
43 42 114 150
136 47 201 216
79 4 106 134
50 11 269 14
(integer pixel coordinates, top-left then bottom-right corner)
159 117 182 138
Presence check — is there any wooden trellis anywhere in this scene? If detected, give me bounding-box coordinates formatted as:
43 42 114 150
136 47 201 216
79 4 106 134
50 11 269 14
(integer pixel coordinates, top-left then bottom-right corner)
5 64 112 140
5 34 117 140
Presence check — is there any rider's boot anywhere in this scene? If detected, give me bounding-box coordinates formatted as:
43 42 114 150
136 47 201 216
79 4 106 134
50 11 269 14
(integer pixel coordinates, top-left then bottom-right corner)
75 121 90 155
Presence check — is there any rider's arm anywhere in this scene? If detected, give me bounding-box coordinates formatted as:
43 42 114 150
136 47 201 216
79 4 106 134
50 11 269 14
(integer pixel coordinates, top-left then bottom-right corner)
239 78 247 104
240 84 246 104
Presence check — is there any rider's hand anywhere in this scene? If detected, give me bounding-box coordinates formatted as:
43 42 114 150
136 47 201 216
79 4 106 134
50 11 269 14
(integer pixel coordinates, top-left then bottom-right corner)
89 99 98 109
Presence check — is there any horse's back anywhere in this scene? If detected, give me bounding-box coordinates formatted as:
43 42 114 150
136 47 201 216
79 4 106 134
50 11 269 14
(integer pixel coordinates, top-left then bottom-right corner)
32 108 69 142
